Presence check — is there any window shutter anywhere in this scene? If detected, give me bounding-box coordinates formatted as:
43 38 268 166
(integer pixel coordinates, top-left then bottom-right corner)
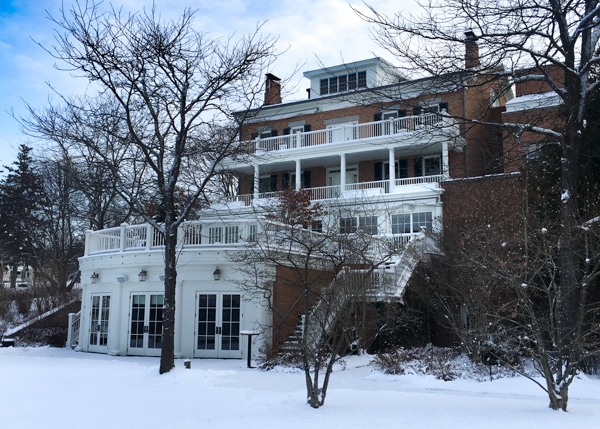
374 113 382 121
374 162 383 181
283 127 290 135
303 170 311 188
270 174 278 191
412 107 422 115
270 129 278 137
251 132 258 140
398 110 407 117
303 124 311 132
414 158 423 177
439 102 449 113
282 173 290 189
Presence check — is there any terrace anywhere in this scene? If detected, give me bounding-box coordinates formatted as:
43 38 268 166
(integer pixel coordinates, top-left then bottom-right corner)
82 219 420 257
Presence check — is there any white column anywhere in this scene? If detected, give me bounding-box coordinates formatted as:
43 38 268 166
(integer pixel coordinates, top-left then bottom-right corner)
174 280 183 358
253 164 260 200
295 160 301 190
340 153 346 191
388 148 396 190
110 283 123 355
442 141 449 178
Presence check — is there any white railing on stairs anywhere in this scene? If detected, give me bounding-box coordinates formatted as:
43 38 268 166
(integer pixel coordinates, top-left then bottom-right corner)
67 311 81 349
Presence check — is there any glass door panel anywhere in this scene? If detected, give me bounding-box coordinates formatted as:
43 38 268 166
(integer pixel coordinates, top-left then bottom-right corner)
89 294 110 352
128 293 163 356
195 293 242 358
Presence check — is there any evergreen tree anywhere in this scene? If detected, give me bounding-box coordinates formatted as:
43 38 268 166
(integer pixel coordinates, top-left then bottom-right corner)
0 145 46 288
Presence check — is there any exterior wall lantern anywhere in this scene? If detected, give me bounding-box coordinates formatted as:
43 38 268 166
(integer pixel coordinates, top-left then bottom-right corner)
90 272 99 284
138 269 147 282
213 267 222 281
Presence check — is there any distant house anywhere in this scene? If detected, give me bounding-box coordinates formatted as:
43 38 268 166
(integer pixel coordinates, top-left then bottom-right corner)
2 264 34 288
69 34 560 360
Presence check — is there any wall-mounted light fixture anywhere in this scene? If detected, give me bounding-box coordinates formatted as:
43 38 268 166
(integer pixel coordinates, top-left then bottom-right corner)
213 267 222 281
116 275 128 283
138 269 147 282
159 274 165 281
90 272 99 284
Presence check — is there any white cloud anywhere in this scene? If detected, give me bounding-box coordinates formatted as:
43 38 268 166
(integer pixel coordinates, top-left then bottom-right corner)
0 0 419 165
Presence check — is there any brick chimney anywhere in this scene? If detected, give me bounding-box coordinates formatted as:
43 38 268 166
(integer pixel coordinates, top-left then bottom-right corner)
264 73 282 105
464 31 480 69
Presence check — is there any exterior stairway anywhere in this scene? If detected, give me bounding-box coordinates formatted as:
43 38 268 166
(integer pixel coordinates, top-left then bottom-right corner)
278 231 440 355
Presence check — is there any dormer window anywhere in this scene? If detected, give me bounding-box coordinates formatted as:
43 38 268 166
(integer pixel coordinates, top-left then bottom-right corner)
320 71 367 95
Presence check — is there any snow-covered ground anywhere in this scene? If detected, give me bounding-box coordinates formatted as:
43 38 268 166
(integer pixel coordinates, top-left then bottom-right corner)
1 347 598 429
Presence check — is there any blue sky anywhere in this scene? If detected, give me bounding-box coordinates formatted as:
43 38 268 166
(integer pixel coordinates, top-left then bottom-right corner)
0 0 410 169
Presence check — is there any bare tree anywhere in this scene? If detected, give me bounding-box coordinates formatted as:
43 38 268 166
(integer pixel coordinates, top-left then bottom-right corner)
25 1 277 373
234 189 400 408
356 0 600 410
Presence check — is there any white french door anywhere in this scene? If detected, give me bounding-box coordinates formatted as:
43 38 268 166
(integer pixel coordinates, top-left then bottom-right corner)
88 294 110 353
127 293 164 356
194 293 242 359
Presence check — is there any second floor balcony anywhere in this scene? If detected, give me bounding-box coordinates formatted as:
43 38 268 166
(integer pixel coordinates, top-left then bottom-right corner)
222 174 444 207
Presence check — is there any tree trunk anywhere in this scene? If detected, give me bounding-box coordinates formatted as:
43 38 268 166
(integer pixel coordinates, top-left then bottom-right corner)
159 223 177 374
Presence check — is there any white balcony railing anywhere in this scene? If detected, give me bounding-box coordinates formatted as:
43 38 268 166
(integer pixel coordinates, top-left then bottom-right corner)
84 217 424 258
85 221 259 256
223 175 442 207
251 112 451 153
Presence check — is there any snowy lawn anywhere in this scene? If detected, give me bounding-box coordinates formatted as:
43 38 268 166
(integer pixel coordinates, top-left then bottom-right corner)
1 347 599 429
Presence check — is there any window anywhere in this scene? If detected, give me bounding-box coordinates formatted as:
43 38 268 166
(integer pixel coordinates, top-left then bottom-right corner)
247 224 258 242
348 73 357 90
414 157 441 177
209 227 222 244
359 216 378 235
424 157 441 176
224 226 239 244
339 75 347 92
357 71 367 88
391 214 411 234
320 79 329 95
259 175 277 194
412 212 433 232
329 76 339 94
340 217 357 234
319 71 367 95
392 212 433 234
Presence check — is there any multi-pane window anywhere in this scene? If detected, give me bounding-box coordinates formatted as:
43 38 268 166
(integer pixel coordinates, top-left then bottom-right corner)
391 214 412 234
424 157 441 176
340 217 358 234
359 216 378 235
392 212 433 234
247 224 258 242
340 216 378 235
209 227 222 244
320 71 367 95
357 71 367 88
224 226 239 244
412 212 433 232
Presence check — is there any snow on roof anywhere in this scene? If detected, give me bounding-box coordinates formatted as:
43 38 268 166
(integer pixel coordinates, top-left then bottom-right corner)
504 91 562 113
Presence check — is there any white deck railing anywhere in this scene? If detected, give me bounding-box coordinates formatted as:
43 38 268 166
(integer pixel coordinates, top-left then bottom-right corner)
224 175 442 207
85 220 259 256
251 113 451 153
84 217 421 258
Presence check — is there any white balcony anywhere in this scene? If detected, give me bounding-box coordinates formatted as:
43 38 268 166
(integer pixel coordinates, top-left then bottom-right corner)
223 175 444 207
248 112 457 154
83 219 421 258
